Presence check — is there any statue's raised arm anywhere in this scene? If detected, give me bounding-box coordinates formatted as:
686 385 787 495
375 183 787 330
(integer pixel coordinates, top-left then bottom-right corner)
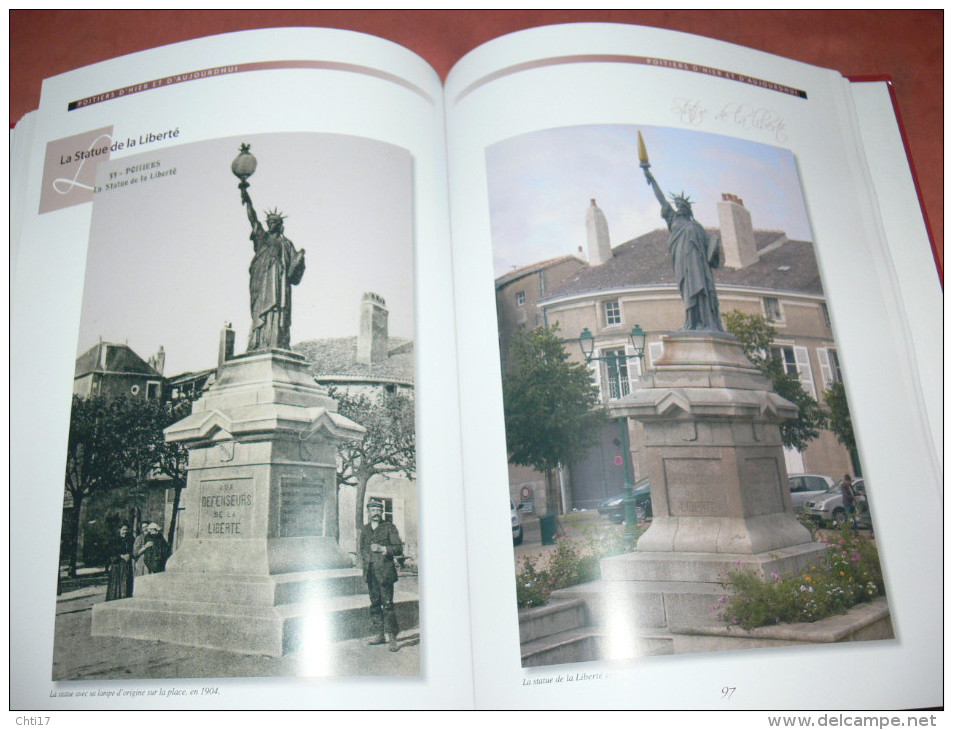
637 131 724 332
240 185 262 234
230 143 306 352
643 165 670 213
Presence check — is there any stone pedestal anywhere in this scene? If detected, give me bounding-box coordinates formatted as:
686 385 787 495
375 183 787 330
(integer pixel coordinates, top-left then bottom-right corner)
601 332 826 650
91 350 391 657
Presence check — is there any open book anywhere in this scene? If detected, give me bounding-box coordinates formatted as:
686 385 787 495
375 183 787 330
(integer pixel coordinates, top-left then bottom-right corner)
10 24 941 711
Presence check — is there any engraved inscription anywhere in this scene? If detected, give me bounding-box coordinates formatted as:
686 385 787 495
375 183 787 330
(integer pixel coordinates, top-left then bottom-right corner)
198 478 254 538
663 458 728 517
279 477 326 538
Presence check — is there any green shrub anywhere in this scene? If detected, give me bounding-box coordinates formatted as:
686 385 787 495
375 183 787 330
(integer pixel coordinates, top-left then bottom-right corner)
515 520 649 609
795 511 820 540
515 555 550 609
546 538 599 588
719 525 884 630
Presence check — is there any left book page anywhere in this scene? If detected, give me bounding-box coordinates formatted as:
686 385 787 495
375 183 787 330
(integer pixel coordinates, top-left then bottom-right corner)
11 27 474 710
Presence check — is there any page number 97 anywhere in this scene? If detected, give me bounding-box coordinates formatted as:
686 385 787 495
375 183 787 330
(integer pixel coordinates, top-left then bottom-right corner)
721 686 736 700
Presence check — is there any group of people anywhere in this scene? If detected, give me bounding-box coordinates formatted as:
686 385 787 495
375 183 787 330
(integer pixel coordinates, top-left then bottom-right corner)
102 500 405 655
105 521 170 601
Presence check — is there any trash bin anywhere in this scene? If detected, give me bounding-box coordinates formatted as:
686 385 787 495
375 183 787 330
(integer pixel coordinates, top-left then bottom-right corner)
539 513 557 545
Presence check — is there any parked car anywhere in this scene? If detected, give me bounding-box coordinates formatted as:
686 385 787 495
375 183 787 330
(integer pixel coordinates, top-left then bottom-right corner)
511 500 523 545
803 478 871 528
597 478 652 523
787 473 836 510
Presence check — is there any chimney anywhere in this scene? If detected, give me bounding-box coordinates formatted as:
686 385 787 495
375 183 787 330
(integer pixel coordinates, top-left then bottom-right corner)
357 292 388 365
149 345 166 375
586 199 612 265
718 193 758 268
218 323 235 373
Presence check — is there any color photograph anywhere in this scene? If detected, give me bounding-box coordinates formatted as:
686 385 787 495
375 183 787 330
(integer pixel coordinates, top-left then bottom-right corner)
487 124 888 667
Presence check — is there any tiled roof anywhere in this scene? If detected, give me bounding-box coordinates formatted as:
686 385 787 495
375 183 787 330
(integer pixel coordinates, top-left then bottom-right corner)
74 342 161 378
546 229 825 299
166 369 216 386
495 254 587 288
294 337 415 385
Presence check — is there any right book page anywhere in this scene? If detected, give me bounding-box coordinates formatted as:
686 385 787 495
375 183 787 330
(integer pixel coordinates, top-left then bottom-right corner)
444 23 941 710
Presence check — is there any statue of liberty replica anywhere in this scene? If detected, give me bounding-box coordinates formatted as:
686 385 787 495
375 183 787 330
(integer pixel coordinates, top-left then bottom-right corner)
92 143 369 658
639 132 724 332
591 131 824 660
232 143 306 351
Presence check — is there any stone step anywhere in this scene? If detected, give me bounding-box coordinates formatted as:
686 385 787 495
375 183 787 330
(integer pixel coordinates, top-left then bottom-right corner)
518 598 589 644
520 626 601 667
600 543 826 584
551 578 730 629
520 622 676 666
131 568 367 607
92 590 418 657
517 588 682 665
634 633 676 656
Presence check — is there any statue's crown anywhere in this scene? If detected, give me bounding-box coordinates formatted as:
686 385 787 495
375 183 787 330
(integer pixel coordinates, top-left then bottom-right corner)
669 191 693 207
265 208 287 222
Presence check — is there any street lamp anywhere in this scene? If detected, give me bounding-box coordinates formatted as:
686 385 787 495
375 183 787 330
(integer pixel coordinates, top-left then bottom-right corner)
578 324 645 362
578 324 647 537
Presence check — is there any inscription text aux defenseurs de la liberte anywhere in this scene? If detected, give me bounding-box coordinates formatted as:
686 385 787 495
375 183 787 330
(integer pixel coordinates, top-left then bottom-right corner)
201 491 253 536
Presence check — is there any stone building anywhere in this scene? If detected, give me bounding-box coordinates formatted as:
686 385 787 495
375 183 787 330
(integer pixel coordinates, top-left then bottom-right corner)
66 341 170 567
295 292 417 563
73 340 166 401
495 253 588 372
496 197 854 513
494 255 589 516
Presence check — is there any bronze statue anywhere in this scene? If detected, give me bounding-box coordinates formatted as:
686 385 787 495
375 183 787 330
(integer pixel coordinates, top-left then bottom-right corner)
638 132 724 332
232 144 306 351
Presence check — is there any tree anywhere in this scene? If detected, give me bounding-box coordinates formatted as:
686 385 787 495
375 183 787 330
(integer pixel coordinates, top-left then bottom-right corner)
501 325 605 512
63 395 132 577
62 395 195 575
152 397 194 547
119 396 171 530
824 380 860 473
723 310 828 452
331 388 416 537
823 381 855 452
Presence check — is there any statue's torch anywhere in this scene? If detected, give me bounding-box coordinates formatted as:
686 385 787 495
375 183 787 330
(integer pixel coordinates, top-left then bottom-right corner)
637 131 651 170
231 142 257 193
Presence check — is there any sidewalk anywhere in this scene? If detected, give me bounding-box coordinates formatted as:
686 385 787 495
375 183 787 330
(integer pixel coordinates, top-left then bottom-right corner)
52 575 420 681
513 508 616 565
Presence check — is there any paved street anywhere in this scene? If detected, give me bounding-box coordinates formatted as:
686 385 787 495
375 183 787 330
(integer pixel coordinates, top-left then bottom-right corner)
513 508 616 565
510 508 873 569
52 574 419 681
48 506 604 683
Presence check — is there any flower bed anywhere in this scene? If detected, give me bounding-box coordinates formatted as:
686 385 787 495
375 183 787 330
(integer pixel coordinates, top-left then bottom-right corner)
717 525 884 630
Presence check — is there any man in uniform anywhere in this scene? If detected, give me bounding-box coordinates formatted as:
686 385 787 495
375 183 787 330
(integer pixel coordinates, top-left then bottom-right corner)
359 498 404 652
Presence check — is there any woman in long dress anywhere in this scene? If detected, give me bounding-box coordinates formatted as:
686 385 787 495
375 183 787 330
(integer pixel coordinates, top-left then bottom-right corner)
105 524 134 601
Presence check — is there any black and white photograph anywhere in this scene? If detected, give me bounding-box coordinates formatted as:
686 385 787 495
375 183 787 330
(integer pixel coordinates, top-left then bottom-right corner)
486 124 890 667
52 132 420 680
